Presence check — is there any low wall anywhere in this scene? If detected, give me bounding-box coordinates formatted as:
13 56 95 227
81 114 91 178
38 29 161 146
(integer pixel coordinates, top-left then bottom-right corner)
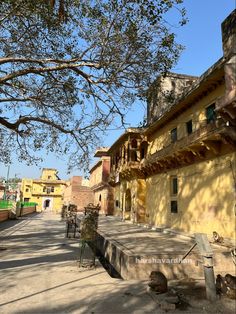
78 216 235 280
94 229 235 280
21 206 36 216
0 210 9 222
95 230 203 280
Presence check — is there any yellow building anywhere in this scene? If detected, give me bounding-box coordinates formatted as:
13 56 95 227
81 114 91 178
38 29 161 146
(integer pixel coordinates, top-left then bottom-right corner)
108 10 236 240
21 168 66 213
108 129 147 221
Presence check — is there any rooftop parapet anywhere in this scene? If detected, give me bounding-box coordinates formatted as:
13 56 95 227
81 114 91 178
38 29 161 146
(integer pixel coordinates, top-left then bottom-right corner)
221 9 236 58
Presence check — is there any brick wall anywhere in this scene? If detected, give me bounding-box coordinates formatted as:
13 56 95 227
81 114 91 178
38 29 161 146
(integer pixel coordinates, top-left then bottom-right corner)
63 176 94 211
70 186 94 211
102 159 111 181
21 206 36 216
0 210 9 222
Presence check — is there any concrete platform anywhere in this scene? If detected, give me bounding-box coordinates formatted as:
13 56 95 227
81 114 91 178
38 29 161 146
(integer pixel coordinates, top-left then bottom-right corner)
83 215 236 280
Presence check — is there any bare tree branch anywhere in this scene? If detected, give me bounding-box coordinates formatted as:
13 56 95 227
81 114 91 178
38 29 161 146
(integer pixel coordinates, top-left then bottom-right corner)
0 0 186 170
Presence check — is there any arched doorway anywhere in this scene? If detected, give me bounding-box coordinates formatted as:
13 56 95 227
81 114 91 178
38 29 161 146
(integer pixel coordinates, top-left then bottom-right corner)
44 199 50 210
124 189 131 220
42 197 53 212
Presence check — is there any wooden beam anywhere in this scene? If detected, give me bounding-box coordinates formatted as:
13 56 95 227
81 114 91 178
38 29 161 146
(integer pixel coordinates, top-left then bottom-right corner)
201 140 221 155
220 134 236 148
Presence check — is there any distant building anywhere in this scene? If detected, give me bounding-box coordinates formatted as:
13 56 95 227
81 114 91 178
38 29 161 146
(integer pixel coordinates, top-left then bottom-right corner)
63 176 93 212
21 168 66 213
0 183 4 199
90 148 114 215
0 180 21 201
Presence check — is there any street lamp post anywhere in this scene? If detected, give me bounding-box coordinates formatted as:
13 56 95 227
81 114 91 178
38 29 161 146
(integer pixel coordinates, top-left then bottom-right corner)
3 165 10 200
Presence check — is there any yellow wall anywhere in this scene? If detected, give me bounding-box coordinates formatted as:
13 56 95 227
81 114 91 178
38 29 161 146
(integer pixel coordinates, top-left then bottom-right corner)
113 184 122 217
113 179 147 222
148 84 225 154
27 194 63 213
94 188 110 214
40 168 58 180
146 152 236 239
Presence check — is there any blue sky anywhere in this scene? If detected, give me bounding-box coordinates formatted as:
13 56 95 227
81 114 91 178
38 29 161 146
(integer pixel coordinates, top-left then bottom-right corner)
0 0 235 180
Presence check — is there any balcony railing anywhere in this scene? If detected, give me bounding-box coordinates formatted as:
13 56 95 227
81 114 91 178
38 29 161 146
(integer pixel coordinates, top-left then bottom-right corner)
108 118 233 181
31 191 62 196
146 118 228 164
111 160 140 175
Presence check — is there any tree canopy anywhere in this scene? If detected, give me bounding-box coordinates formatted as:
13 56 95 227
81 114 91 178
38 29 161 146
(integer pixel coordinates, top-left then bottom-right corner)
0 0 187 171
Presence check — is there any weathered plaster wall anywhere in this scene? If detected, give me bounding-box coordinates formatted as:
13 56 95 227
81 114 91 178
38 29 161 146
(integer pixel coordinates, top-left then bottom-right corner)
113 179 146 223
147 74 198 125
146 152 236 238
148 84 225 154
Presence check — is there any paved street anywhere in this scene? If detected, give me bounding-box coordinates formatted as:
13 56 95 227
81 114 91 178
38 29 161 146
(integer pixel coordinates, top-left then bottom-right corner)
0 211 157 314
0 212 235 314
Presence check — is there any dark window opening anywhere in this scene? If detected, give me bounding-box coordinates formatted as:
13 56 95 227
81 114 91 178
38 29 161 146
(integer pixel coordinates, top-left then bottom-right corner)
171 128 177 143
127 146 130 162
141 148 145 159
171 200 178 213
131 151 138 162
24 198 30 202
51 186 54 192
115 152 120 169
115 200 119 207
43 187 46 192
131 139 137 148
44 199 50 208
140 141 148 159
25 188 29 192
206 103 216 124
99 194 102 202
186 120 193 134
172 177 178 195
48 176 51 179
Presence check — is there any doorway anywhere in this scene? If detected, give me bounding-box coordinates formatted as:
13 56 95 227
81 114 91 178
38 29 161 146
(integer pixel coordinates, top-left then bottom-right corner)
44 199 50 209
124 189 131 220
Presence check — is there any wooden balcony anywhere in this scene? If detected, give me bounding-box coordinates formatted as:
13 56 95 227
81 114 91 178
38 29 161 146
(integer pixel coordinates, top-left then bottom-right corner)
140 118 236 176
119 161 145 180
109 160 146 182
108 118 236 181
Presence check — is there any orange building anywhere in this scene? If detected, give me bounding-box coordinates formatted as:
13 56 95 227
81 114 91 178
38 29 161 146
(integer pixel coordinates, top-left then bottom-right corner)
89 148 114 215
